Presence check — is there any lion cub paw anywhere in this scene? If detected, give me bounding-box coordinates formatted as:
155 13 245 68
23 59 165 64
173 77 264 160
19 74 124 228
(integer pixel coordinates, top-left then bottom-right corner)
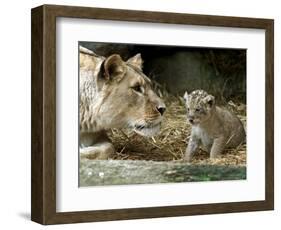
80 142 114 160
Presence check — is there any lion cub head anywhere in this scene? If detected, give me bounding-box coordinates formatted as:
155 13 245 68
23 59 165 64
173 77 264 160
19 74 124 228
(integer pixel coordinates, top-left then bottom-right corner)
80 47 166 137
183 89 215 125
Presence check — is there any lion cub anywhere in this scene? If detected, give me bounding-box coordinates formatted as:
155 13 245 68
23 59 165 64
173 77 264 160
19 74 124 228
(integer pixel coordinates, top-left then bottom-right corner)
183 89 245 162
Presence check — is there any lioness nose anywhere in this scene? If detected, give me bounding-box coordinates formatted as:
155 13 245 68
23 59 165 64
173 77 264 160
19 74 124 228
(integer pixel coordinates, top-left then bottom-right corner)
156 106 166 116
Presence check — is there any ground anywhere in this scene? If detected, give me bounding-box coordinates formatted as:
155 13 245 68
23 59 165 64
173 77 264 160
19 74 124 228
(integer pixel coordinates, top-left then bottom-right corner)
80 94 246 187
108 95 246 166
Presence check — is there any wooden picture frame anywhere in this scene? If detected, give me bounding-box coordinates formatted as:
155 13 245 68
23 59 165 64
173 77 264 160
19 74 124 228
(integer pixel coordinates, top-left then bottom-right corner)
31 4 274 225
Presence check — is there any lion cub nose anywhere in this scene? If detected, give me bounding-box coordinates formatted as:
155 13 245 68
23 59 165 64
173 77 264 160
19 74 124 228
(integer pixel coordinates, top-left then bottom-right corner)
156 105 166 116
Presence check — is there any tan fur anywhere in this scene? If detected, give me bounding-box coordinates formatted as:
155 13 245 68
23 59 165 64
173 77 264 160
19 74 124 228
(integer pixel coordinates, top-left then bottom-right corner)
79 46 166 159
183 89 246 161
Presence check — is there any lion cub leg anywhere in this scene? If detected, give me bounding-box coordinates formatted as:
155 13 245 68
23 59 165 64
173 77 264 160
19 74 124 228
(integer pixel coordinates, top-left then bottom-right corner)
184 134 200 162
210 136 226 159
80 131 114 160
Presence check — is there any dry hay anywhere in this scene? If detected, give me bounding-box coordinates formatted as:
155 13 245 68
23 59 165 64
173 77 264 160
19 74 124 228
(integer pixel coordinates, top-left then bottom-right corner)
108 86 246 166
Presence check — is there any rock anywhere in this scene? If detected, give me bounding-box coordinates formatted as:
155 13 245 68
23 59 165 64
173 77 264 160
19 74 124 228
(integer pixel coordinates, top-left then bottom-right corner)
79 159 246 186
79 42 134 60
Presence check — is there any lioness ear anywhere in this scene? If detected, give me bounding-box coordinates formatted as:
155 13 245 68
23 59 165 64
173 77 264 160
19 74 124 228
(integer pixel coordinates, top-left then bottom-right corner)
183 91 189 101
205 95 215 107
103 54 126 81
126 53 143 70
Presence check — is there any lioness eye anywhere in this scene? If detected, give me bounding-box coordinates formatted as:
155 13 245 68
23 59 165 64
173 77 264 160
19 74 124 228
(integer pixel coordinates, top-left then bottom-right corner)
132 85 143 93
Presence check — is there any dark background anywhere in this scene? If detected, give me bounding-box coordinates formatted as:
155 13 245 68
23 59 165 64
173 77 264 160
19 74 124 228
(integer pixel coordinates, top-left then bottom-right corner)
80 42 246 103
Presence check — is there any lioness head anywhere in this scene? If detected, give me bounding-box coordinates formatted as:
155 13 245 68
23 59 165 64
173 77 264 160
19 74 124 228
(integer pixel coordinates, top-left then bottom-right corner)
80 47 166 137
183 89 215 125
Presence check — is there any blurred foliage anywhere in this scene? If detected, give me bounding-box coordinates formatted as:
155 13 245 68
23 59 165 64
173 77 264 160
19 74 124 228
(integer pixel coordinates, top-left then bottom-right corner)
200 49 246 103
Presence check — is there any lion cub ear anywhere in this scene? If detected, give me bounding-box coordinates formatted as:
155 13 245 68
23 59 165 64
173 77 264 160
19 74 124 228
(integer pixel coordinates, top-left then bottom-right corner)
126 53 143 70
205 95 215 107
103 54 126 82
183 91 189 101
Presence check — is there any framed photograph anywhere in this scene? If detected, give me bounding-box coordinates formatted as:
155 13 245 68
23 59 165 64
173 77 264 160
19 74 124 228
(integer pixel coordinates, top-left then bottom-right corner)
31 4 274 225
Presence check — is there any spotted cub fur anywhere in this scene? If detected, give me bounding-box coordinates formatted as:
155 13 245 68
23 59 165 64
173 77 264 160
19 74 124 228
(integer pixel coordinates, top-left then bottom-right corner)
183 89 245 162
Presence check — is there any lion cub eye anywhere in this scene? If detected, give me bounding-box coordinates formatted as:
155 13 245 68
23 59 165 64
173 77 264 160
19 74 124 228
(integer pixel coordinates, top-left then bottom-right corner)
131 84 143 93
195 108 201 112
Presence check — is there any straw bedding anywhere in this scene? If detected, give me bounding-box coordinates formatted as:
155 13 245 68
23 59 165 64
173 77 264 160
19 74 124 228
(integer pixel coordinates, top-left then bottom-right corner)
108 89 246 166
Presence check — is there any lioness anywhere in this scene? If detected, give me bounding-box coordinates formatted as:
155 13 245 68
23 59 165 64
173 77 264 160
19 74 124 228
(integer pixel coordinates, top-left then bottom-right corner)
79 46 166 159
183 89 245 162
